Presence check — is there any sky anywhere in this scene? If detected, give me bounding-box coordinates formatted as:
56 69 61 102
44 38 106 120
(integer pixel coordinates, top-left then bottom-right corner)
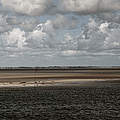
0 0 120 67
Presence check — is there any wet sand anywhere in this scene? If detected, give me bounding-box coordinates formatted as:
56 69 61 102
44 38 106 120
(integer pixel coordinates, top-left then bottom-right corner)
0 68 120 87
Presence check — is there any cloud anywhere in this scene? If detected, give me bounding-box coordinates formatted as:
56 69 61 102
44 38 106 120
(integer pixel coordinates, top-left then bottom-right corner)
26 15 78 49
2 28 26 49
52 14 78 29
104 28 120 49
27 26 49 49
1 15 120 57
6 16 39 31
0 15 12 33
97 12 120 24
59 0 120 15
0 14 78 51
59 17 120 56
1 0 53 16
0 1 120 58
0 1 120 67
1 0 120 16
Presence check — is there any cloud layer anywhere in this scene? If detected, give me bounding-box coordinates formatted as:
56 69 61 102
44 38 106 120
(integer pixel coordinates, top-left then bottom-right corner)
59 0 120 14
0 1 120 66
1 0 53 16
1 0 120 16
1 15 120 57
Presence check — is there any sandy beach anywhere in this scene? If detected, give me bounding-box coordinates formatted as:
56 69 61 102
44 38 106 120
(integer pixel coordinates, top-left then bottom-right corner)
0 68 120 87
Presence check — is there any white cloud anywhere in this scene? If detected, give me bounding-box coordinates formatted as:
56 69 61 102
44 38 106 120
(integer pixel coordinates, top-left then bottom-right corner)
104 28 120 49
26 19 56 49
2 28 26 49
0 14 78 51
60 17 120 56
99 22 109 33
62 50 78 56
27 28 49 49
26 15 78 49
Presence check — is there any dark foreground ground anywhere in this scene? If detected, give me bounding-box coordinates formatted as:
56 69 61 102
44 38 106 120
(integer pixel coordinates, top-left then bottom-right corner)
0 84 120 120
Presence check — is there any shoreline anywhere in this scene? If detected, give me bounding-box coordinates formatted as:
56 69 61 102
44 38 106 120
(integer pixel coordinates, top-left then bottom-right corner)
0 79 119 88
